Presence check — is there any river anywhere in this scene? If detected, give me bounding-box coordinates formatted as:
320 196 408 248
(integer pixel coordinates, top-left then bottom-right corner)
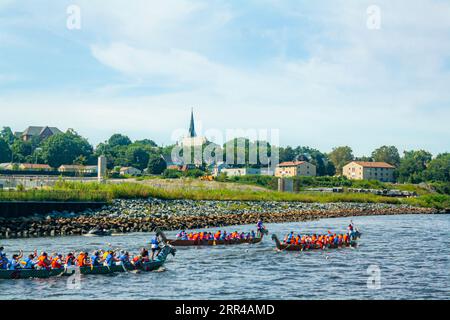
1 214 449 300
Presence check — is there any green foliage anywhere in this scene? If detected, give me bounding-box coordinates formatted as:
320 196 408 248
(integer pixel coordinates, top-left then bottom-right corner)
163 169 183 179
40 130 94 168
276 146 335 176
397 150 433 183
404 194 450 210
0 127 16 145
328 146 354 175
422 153 450 182
372 145 401 167
125 146 150 170
0 138 11 163
147 154 167 174
108 134 132 147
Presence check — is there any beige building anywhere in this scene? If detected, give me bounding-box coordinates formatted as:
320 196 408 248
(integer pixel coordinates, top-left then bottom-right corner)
275 161 316 177
119 167 142 176
343 161 395 182
220 167 261 177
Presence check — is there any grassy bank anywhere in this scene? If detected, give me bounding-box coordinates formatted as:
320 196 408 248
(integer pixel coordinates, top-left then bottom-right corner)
217 175 445 196
0 189 108 202
52 181 449 209
1 181 447 210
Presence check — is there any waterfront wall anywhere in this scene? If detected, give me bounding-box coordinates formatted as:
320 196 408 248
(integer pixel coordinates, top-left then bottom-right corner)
0 201 107 218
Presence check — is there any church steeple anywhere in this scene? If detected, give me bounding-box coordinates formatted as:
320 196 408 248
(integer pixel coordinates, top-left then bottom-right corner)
188 108 197 137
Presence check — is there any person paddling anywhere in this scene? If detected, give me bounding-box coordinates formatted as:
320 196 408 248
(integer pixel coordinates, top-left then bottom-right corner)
51 254 63 269
150 236 161 260
22 253 37 269
8 251 23 270
257 219 266 237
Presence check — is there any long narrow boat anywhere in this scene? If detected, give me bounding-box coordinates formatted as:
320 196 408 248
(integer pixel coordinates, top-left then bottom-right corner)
0 243 176 279
272 233 361 252
164 229 269 247
0 268 70 279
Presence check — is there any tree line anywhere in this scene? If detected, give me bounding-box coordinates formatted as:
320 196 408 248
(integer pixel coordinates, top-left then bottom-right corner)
0 127 448 183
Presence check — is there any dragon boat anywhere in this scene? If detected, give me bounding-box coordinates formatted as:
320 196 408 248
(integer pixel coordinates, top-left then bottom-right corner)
0 234 176 280
163 229 269 247
272 231 361 252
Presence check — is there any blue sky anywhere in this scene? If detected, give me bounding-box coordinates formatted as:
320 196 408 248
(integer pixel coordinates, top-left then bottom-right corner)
0 0 449 156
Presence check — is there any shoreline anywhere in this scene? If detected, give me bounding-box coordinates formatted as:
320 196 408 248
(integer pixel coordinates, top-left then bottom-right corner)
0 199 445 239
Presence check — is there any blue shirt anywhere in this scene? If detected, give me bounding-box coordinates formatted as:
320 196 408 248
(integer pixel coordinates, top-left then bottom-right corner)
8 259 20 270
105 254 114 266
91 255 100 266
23 258 35 269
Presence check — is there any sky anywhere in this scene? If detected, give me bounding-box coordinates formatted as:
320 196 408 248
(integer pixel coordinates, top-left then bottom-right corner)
0 0 449 156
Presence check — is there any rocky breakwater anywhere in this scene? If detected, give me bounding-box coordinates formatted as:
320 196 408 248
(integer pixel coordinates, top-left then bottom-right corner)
0 199 442 239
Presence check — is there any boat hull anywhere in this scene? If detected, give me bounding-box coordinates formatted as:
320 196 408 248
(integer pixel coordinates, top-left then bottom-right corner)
276 241 358 251
166 237 262 247
0 268 69 279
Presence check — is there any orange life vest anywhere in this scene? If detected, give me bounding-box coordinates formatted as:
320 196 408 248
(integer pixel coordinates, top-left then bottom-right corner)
51 257 62 269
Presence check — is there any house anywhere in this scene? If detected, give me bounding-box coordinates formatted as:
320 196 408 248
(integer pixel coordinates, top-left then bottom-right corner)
342 161 395 182
275 161 316 177
58 165 98 174
220 167 261 177
16 126 62 142
120 167 142 176
210 162 228 176
18 163 53 171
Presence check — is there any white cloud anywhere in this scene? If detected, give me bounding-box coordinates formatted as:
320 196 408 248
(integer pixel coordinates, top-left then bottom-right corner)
0 0 449 155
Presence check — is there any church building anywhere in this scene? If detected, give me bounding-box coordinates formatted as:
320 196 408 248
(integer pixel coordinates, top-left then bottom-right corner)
181 109 207 147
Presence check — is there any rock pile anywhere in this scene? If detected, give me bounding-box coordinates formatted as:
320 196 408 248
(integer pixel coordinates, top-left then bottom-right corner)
0 199 441 239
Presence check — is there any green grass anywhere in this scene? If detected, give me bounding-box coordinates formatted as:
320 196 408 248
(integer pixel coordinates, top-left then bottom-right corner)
1 181 447 209
0 189 108 202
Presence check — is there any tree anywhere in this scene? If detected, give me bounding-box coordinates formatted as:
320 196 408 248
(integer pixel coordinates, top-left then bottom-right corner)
0 138 11 163
423 153 450 182
41 131 94 168
108 134 132 147
279 146 296 163
328 146 354 175
372 145 400 167
147 154 167 174
1 127 16 145
134 139 158 148
397 150 432 183
11 139 33 163
126 146 150 170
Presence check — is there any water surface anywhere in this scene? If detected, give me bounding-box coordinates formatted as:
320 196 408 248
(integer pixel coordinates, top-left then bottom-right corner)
1 214 449 300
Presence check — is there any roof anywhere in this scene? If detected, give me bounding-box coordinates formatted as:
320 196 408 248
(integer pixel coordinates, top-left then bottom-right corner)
277 161 308 167
351 161 395 169
20 163 52 169
188 109 196 138
21 126 62 137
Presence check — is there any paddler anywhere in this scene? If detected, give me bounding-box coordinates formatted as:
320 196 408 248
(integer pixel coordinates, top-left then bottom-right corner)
256 218 265 237
0 253 8 270
8 251 23 270
150 235 161 260
36 252 51 270
51 254 63 269
104 251 118 267
65 252 75 267
118 251 130 265
22 253 37 269
77 252 88 267
90 251 101 267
